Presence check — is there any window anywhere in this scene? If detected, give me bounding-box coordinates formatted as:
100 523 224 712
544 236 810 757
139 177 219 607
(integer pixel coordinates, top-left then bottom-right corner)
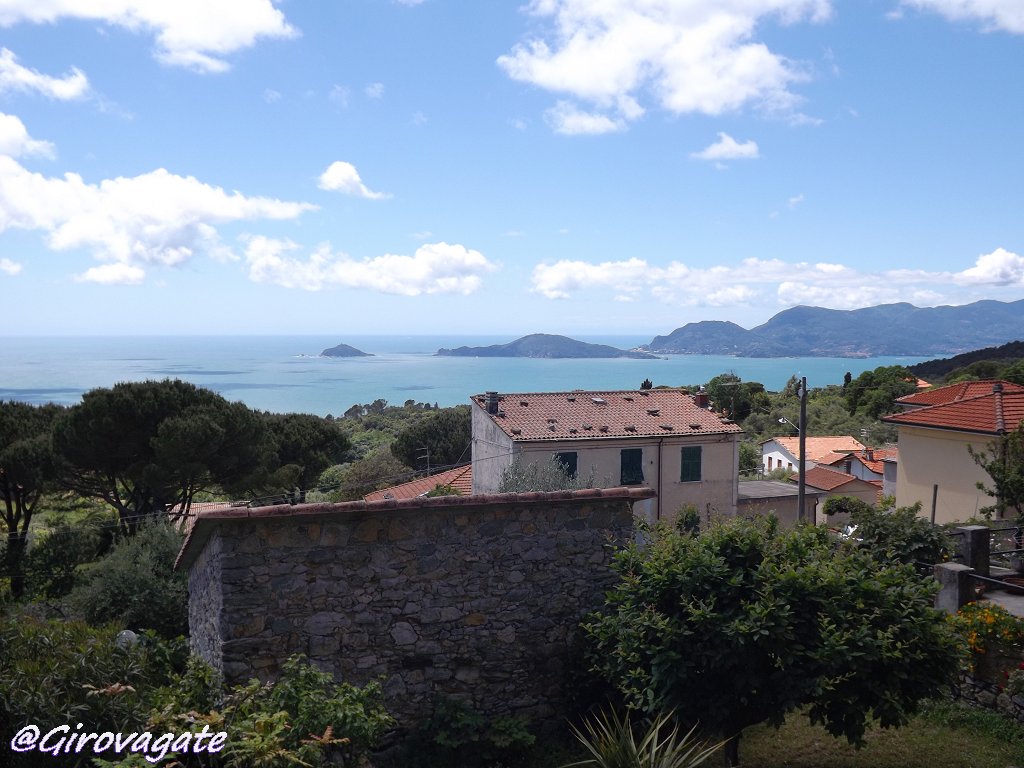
554 451 578 479
680 446 702 482
620 448 644 485
767 457 773 470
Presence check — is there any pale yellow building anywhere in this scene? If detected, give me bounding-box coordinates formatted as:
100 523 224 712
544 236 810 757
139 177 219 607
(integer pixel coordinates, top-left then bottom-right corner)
882 380 1024 524
471 389 743 524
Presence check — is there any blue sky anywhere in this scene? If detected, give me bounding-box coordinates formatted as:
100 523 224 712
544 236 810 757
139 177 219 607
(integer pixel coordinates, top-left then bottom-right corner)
1 0 1022 337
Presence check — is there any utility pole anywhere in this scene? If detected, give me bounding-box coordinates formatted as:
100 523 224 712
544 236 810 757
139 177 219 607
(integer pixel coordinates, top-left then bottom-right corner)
797 376 807 523
417 447 430 477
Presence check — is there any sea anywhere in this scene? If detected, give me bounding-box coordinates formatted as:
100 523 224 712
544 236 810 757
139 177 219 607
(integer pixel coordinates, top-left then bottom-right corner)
0 336 930 417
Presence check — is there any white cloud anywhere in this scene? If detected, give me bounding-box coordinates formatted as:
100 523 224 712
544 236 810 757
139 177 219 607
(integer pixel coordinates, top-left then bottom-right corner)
76 262 145 285
901 0 1024 34
0 48 89 99
244 238 497 294
691 132 759 160
0 1 297 73
498 0 830 132
0 155 315 280
364 82 384 99
317 161 390 200
788 193 805 208
0 112 55 158
955 247 1024 284
530 248 1024 311
263 88 282 103
545 101 626 135
329 84 350 107
0 256 22 275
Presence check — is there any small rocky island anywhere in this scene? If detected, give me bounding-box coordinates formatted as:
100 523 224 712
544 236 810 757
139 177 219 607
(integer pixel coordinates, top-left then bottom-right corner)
436 333 657 359
320 343 373 357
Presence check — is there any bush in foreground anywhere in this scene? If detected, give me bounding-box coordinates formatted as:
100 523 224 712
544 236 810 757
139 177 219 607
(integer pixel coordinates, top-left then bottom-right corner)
582 518 962 766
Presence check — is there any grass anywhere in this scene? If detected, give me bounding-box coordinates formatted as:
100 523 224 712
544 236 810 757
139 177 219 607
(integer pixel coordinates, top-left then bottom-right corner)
507 701 1024 768
739 701 1024 768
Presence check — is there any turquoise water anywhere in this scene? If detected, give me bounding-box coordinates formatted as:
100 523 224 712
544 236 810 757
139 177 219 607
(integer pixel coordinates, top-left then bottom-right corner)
0 336 929 416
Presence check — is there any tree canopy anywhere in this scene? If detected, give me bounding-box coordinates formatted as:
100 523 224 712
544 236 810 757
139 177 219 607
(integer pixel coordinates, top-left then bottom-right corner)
0 401 63 598
844 365 918 419
390 406 471 471
970 422 1024 520
582 518 961 766
262 412 351 502
53 380 272 528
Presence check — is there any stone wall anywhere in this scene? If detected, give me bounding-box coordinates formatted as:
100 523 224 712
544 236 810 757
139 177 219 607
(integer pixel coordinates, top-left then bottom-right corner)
179 488 648 729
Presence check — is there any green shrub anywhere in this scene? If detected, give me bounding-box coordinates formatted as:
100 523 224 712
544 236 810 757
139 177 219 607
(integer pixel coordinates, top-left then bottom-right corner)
424 483 461 497
498 456 597 493
582 517 962 766
24 523 104 599
0 612 187 768
409 696 536 767
69 521 187 638
123 654 393 768
850 501 953 571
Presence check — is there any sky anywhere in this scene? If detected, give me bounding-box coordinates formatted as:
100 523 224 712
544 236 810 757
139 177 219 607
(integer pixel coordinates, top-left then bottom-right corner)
1 0 1023 337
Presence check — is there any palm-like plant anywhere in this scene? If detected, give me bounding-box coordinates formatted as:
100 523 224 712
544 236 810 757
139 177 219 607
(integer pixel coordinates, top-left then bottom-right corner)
564 707 721 768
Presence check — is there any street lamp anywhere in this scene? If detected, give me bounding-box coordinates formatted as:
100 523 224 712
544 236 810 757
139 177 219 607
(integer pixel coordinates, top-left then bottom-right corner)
778 416 799 433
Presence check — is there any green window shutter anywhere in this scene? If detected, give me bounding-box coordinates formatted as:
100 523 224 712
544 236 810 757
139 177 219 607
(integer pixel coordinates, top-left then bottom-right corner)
620 448 644 485
680 446 702 482
554 451 578 479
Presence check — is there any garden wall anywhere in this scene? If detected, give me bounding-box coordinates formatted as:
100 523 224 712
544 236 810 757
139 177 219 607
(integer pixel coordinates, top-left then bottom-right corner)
177 487 649 728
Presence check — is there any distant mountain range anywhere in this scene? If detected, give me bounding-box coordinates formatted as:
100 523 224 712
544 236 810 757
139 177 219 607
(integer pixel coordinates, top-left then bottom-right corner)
642 299 1024 357
436 333 657 359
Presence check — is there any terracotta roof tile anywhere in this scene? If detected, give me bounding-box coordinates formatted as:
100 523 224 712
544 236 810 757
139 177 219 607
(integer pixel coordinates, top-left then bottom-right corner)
768 436 866 463
798 465 860 491
884 389 1024 435
364 464 472 502
472 389 742 441
823 447 897 475
896 379 1024 407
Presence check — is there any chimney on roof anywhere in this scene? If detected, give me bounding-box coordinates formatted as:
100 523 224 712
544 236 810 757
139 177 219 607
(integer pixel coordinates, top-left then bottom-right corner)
866 449 874 462
485 391 499 415
694 386 710 409
994 382 1004 393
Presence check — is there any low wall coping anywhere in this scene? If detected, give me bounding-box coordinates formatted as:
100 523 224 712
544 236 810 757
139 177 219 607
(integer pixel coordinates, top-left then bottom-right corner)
175 485 656 571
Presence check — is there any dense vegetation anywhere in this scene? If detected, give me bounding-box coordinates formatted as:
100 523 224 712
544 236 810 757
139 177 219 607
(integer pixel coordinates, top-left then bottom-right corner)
581 517 963 766
4 363 1024 768
908 339 1024 382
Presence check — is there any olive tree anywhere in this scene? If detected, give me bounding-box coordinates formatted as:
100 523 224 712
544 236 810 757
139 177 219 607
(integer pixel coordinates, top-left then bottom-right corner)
582 518 961 766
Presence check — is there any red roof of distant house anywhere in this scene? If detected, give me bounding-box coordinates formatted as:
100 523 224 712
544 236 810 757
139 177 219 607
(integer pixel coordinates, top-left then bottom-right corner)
364 464 473 502
896 379 1024 408
823 447 897 475
763 436 866 463
472 389 742 441
884 387 1024 436
797 465 862 492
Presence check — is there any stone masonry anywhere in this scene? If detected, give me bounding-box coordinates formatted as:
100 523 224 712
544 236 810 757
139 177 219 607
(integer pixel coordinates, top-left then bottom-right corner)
177 487 650 729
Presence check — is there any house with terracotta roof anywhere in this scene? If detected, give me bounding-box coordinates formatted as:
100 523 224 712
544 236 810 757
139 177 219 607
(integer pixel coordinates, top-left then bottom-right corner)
364 464 472 502
882 380 1024 523
895 379 1024 412
822 447 897 484
798 466 880 507
759 436 866 474
470 389 743 523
